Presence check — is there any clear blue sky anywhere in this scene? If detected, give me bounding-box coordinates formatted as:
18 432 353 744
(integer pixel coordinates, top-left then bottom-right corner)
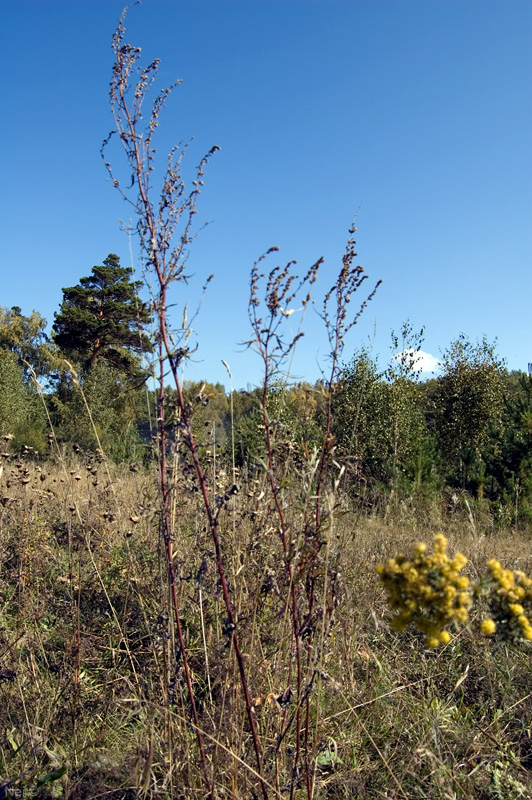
2 0 531 390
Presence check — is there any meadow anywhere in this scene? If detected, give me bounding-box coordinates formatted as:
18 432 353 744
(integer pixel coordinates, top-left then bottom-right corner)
1 445 531 799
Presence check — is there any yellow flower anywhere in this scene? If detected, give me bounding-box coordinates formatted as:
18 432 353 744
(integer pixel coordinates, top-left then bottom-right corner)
439 630 451 644
509 604 524 616
515 571 531 588
452 553 468 570
459 592 472 607
480 618 496 635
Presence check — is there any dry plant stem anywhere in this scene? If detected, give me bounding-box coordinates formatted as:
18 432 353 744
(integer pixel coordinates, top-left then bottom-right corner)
261 367 304 793
163 332 268 800
162 703 284 799
315 225 381 526
248 254 323 799
102 12 226 796
155 326 214 797
304 228 381 796
105 16 268 792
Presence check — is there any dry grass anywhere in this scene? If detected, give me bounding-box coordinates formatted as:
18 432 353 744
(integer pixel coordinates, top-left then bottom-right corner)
0 454 531 799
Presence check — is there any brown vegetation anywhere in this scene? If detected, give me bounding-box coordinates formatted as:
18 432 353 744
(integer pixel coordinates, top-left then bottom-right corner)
1 450 531 798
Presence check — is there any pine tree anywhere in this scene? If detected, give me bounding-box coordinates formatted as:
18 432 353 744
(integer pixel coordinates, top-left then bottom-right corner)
52 254 152 380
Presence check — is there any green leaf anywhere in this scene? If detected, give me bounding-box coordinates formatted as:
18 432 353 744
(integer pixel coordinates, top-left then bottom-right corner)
316 749 342 769
6 730 18 751
36 765 67 786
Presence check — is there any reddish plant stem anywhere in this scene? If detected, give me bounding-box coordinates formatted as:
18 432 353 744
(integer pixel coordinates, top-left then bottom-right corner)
159 320 268 800
156 308 214 798
107 19 267 792
302 339 340 798
260 369 303 800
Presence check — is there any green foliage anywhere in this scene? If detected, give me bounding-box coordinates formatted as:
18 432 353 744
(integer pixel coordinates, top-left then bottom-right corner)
1 289 527 526
400 430 442 498
487 370 532 522
234 390 264 469
0 349 28 437
333 348 390 483
180 380 231 450
232 382 325 470
267 381 324 450
432 334 506 490
0 305 51 377
385 321 430 496
50 361 147 461
52 254 152 380
0 349 47 449
334 331 434 501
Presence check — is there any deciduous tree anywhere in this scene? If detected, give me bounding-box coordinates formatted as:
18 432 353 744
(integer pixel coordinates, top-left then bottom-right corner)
0 306 50 377
433 334 505 489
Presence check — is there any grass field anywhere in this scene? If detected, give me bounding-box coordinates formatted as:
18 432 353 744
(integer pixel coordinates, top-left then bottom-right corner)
1 452 531 799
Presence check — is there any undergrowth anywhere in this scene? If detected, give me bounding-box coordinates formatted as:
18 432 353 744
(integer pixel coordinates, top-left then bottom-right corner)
0 454 531 798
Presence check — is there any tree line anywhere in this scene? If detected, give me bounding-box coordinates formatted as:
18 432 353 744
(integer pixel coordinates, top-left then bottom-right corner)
1 255 530 526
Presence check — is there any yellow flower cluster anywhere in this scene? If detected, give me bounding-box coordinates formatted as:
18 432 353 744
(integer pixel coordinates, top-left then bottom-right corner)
377 534 472 647
481 559 532 641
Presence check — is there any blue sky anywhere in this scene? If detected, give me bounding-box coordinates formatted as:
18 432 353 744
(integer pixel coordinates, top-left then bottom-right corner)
2 0 531 390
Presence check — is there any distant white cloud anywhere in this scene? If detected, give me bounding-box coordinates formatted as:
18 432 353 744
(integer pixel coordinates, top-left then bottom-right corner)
394 349 441 375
